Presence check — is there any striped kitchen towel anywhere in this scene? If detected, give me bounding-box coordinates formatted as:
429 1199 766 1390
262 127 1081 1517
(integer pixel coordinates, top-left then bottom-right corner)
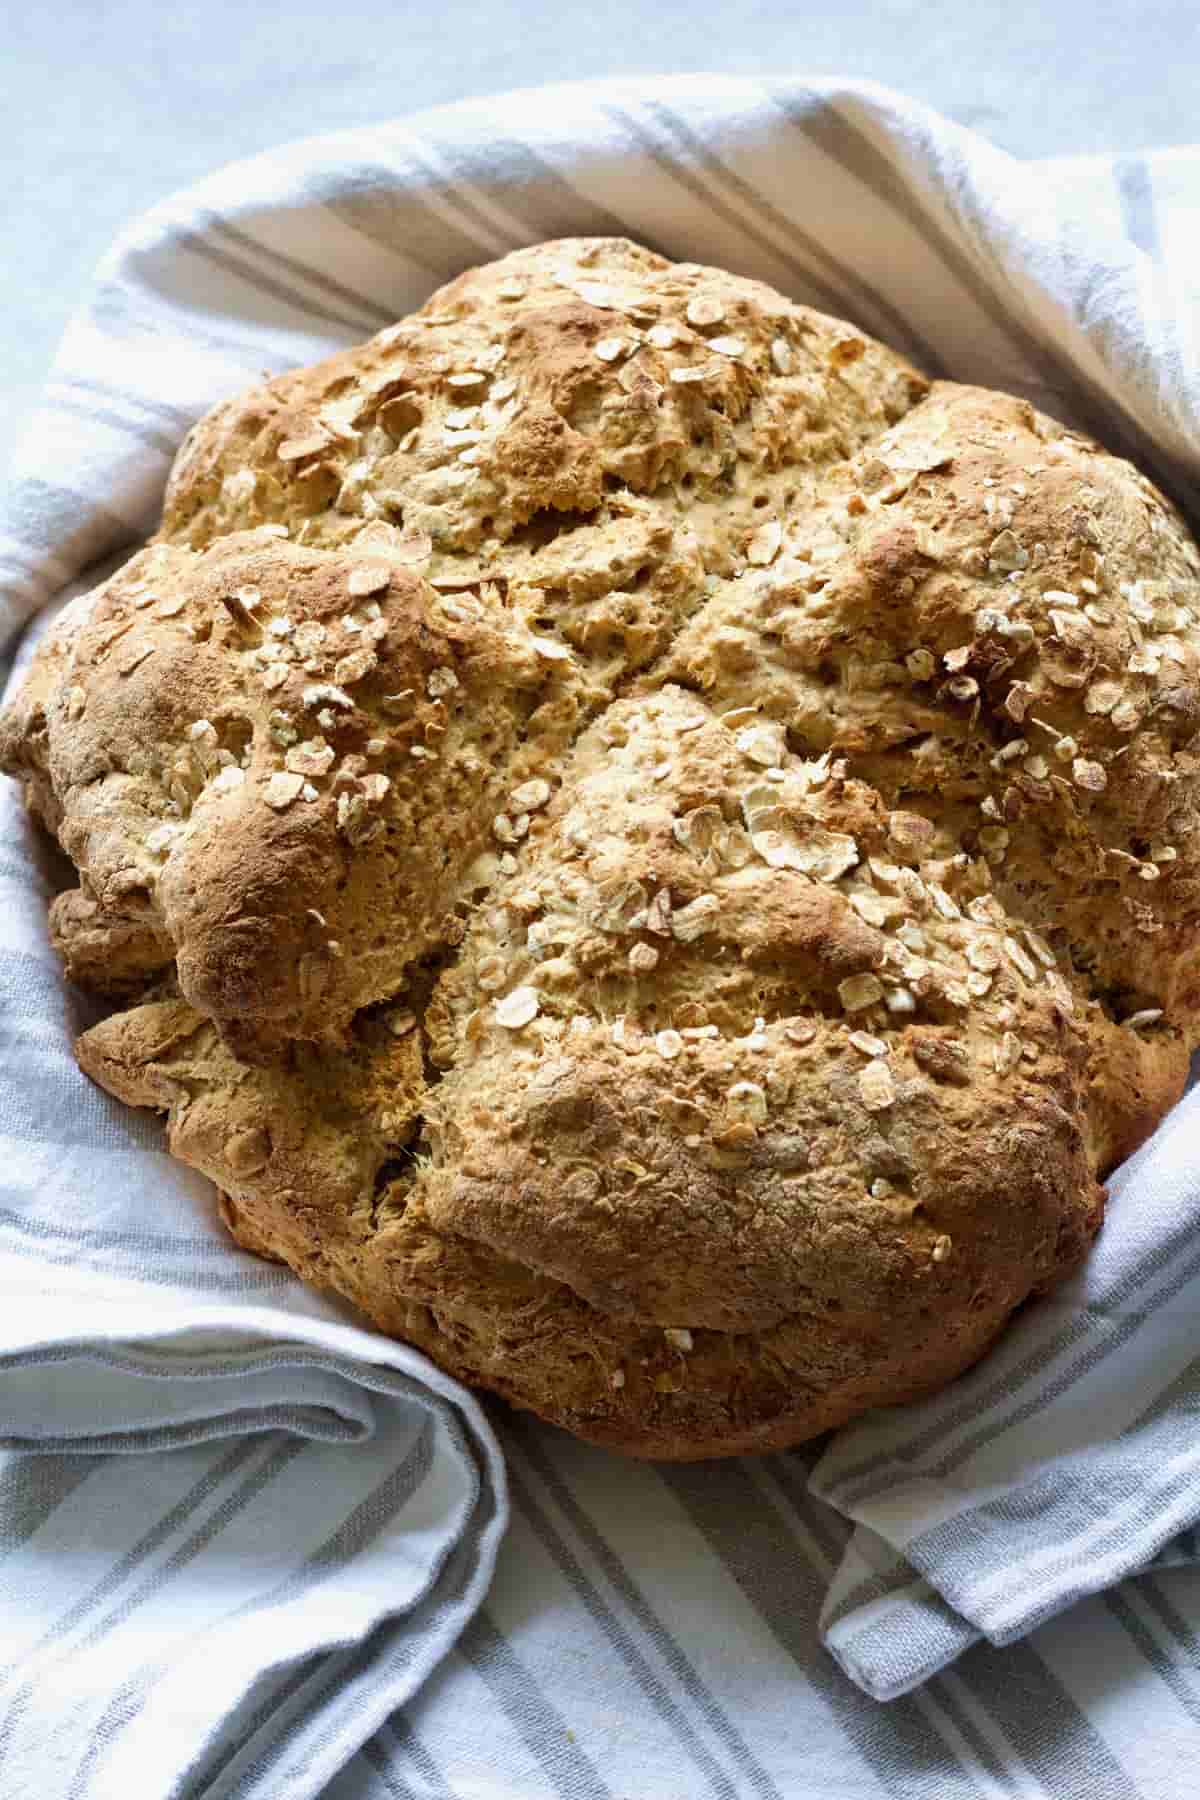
5 71 1200 1800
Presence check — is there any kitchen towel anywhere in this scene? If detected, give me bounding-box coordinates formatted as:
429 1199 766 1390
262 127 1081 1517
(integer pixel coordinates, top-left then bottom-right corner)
5 72 1200 1799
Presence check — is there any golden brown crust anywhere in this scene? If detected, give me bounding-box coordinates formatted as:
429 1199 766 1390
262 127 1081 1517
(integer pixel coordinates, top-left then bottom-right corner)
6 237 1200 1457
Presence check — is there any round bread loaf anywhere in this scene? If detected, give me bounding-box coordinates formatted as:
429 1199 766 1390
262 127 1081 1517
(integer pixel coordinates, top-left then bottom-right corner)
4 238 1200 1457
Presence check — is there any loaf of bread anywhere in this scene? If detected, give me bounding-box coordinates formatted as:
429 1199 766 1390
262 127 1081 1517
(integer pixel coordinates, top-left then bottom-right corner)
4 238 1199 1457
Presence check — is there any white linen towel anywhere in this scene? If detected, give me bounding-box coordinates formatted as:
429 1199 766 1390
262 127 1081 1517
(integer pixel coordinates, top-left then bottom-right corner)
5 72 1200 1800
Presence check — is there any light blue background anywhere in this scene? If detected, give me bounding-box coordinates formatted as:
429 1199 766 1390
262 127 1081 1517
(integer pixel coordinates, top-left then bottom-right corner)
3 0 1198 451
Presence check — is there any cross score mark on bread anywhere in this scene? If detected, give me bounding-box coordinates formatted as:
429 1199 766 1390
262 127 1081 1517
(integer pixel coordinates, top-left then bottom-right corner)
4 238 1199 1457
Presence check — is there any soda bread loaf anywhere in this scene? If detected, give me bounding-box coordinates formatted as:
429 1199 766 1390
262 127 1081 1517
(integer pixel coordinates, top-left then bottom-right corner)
4 237 1199 1457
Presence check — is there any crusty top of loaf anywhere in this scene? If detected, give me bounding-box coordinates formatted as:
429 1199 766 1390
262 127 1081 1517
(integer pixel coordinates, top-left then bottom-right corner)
4 237 1199 1455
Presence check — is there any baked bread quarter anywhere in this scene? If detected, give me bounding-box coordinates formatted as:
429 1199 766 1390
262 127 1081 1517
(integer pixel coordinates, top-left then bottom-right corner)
4 237 1199 1457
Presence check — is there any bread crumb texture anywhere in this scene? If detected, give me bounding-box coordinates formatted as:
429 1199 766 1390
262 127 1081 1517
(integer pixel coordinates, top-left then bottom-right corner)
6 237 1200 1456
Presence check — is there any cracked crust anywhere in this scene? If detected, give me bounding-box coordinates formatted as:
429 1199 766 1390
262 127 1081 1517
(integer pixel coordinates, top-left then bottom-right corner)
5 237 1200 1457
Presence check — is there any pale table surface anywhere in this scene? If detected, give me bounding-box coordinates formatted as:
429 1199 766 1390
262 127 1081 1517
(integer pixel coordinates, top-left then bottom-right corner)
3 0 1198 452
